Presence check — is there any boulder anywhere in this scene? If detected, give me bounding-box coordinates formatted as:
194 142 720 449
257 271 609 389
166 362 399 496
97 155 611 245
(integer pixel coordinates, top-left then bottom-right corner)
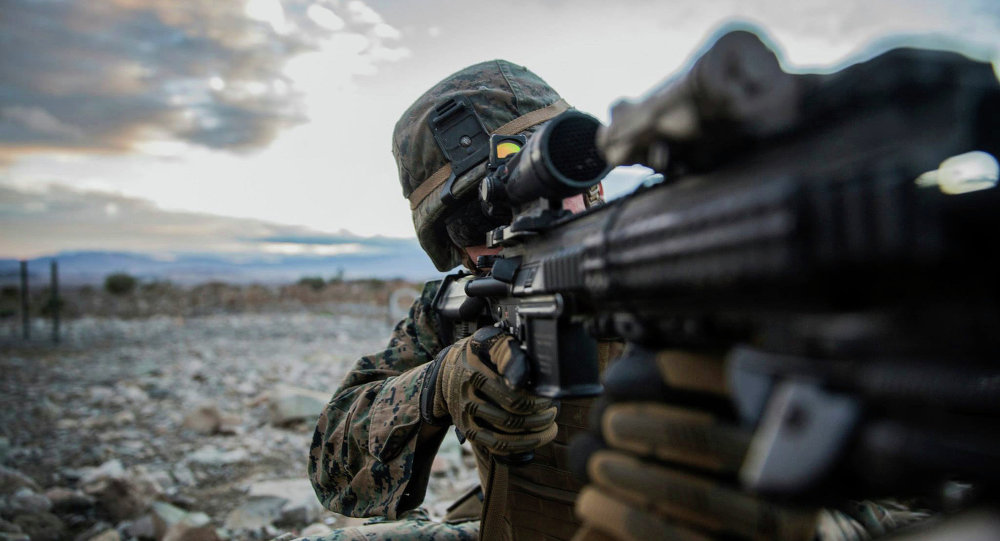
127 466 165 501
267 385 330 425
118 384 150 404
79 460 125 487
171 465 196 487
430 455 451 477
80 460 152 522
87 386 115 405
151 502 210 541
0 518 22 534
0 467 40 495
36 397 61 420
85 529 120 541
45 487 96 513
119 514 156 540
86 478 149 522
142 469 175 495
162 524 220 541
217 413 243 436
181 405 242 436
222 497 284 532
11 512 65 541
151 502 186 539
181 405 222 435
324 513 369 529
184 447 249 468
111 411 137 426
6 488 52 515
247 478 324 527
72 522 114 541
300 523 333 537
80 463 151 523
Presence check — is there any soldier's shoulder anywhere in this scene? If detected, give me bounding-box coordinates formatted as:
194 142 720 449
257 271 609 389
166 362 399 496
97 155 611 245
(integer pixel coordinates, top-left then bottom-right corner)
416 279 443 315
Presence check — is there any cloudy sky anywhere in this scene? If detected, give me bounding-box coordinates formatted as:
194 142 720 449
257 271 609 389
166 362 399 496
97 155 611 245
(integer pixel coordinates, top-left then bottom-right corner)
1 0 998 259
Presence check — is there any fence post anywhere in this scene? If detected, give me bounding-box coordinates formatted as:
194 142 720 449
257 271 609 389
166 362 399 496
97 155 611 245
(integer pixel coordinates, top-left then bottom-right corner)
51 260 60 344
20 260 29 341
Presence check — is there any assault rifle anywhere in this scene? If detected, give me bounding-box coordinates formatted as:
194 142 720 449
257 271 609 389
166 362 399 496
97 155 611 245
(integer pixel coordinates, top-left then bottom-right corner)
434 29 1000 500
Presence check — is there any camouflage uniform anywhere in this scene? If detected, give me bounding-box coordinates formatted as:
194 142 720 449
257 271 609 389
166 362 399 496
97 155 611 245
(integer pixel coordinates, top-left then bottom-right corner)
304 60 576 541
306 281 480 535
306 277 611 541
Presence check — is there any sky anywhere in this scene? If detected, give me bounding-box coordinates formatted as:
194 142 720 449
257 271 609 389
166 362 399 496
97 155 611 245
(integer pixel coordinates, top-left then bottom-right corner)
1 0 999 259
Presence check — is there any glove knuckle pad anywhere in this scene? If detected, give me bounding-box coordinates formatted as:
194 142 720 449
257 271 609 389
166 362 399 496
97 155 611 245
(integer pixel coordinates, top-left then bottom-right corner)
469 371 490 389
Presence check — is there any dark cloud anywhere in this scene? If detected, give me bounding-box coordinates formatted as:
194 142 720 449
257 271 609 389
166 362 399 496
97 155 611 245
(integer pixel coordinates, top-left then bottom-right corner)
0 0 343 155
0 182 380 257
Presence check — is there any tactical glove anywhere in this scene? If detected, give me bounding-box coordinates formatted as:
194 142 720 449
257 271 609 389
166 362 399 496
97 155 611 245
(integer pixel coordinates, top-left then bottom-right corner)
571 349 818 541
573 348 935 541
423 326 558 456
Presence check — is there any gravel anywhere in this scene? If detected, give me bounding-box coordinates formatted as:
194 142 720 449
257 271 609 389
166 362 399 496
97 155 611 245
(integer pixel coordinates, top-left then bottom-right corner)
0 309 478 539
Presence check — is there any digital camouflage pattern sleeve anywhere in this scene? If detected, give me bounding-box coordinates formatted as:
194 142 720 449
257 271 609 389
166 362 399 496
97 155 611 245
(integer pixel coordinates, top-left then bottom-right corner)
309 280 447 520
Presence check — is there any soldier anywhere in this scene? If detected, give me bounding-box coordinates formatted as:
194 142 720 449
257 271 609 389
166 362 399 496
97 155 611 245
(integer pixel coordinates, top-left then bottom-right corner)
304 59 609 541
302 58 929 541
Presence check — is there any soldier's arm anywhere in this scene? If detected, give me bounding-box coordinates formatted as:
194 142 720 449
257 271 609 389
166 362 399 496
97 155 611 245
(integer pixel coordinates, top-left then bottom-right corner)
308 281 450 520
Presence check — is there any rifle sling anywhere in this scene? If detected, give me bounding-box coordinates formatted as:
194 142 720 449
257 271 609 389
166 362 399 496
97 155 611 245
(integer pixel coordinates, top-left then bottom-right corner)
480 456 511 541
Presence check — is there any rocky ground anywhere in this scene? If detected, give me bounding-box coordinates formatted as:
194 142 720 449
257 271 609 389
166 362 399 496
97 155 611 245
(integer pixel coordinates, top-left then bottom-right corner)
0 306 479 540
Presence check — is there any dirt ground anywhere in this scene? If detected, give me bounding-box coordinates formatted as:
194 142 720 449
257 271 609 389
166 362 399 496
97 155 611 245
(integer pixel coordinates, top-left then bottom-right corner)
0 304 479 540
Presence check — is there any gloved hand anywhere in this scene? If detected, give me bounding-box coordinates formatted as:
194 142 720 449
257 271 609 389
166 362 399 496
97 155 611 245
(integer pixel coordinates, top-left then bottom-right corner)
426 326 559 457
570 348 819 541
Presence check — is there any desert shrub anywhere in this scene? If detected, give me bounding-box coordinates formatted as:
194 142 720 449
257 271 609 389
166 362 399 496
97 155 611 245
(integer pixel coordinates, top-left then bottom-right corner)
297 276 326 291
357 278 386 290
141 280 175 293
40 296 65 317
0 287 16 318
104 272 138 296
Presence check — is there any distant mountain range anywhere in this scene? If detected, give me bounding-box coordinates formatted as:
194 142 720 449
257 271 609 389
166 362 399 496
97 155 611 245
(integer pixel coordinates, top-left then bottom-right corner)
0 242 442 286
0 167 658 287
0 182 447 285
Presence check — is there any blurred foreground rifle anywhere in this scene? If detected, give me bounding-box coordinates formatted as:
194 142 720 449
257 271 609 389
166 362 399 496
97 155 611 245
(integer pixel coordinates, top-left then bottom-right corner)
435 28 1000 500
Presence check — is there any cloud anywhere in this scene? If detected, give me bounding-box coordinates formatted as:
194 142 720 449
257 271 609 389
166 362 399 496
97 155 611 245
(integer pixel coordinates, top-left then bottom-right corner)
372 23 402 40
0 0 313 157
1 107 86 141
307 5 346 31
0 183 394 259
346 1 384 25
0 0 409 162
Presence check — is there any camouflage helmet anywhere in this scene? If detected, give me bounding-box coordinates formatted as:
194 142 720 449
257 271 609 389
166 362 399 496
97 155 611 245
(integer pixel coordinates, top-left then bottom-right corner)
393 59 569 271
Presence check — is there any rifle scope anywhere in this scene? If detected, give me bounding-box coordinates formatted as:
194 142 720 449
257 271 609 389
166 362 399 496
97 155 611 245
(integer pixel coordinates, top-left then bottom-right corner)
499 110 611 205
